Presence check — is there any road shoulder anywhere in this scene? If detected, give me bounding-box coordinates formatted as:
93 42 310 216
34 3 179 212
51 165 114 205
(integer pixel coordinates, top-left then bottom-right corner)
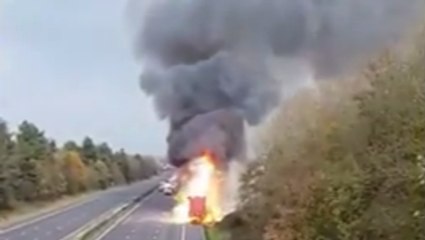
0 192 99 232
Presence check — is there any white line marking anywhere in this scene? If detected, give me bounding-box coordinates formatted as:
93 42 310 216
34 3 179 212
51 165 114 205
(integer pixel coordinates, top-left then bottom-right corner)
0 196 98 233
94 192 157 240
93 202 141 240
58 203 125 240
180 224 187 240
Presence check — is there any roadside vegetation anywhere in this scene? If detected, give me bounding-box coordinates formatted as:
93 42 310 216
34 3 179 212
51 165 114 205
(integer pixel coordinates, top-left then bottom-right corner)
0 120 159 214
219 30 425 240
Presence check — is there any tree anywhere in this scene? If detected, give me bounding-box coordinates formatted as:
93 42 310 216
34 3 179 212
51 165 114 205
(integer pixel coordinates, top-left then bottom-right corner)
81 137 97 164
15 121 49 161
109 162 126 185
43 154 66 198
0 118 155 210
115 149 132 183
92 160 110 189
228 34 425 240
62 151 87 195
129 154 159 181
97 143 113 161
139 155 159 178
63 140 79 152
0 120 16 209
48 140 57 153
14 121 49 201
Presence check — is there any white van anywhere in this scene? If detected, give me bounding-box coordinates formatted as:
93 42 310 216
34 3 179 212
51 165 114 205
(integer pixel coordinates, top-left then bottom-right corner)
159 180 177 196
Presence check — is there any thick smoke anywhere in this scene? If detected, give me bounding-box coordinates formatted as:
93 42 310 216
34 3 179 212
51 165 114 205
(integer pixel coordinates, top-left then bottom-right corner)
130 0 421 167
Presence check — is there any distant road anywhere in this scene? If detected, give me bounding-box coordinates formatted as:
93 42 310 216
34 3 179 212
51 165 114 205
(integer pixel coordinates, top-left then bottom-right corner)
96 190 205 240
0 177 161 240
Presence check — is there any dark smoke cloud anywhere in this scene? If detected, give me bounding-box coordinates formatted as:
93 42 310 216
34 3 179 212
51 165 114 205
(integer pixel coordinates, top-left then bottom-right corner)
130 0 422 167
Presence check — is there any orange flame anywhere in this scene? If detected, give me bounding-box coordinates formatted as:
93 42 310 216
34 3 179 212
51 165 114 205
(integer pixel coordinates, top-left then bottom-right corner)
171 151 223 225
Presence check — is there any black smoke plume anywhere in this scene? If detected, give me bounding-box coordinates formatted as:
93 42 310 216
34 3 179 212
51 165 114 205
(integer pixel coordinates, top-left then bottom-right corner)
129 0 422 167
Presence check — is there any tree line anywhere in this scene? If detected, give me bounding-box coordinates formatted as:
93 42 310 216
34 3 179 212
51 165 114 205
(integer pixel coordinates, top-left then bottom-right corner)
0 120 159 211
220 32 425 239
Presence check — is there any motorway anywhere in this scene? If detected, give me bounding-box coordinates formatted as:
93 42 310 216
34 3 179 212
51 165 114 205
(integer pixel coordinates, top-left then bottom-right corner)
96 190 205 240
0 177 161 240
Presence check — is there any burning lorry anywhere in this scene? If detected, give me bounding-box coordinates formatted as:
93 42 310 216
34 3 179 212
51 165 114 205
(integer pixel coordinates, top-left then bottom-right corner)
164 109 245 225
169 151 224 225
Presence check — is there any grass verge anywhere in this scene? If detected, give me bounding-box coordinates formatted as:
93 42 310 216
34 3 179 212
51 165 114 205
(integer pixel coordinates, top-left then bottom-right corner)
204 225 230 240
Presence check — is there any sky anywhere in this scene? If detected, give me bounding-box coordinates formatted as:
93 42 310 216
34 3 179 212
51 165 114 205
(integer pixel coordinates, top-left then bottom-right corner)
0 0 167 155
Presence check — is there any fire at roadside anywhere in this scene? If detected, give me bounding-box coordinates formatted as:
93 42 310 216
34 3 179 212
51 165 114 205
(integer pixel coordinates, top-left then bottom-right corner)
165 151 226 226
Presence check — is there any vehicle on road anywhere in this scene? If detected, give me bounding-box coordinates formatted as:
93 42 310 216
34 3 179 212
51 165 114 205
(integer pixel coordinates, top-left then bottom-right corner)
159 179 177 196
188 196 207 224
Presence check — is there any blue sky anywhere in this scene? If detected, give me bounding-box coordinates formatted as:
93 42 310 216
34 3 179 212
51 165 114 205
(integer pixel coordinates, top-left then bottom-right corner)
0 0 167 155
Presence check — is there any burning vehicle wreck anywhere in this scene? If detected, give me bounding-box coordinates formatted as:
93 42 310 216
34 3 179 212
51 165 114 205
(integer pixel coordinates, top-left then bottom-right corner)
159 109 245 225
158 151 227 225
170 151 224 225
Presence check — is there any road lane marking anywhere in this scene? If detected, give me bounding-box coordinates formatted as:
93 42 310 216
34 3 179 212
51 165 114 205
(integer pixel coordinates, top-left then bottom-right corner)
93 202 141 240
180 224 187 240
0 196 99 234
58 203 127 240
94 191 157 240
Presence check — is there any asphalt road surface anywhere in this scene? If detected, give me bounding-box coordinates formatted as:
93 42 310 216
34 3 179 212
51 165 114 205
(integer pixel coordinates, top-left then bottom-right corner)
0 177 161 240
96 190 205 240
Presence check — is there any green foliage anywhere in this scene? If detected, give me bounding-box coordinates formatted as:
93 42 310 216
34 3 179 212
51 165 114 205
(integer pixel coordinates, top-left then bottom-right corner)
205 226 230 240
0 120 159 211
81 137 97 164
93 160 111 190
16 121 49 161
115 150 132 183
63 140 79 151
227 33 425 240
62 150 87 194
0 120 16 209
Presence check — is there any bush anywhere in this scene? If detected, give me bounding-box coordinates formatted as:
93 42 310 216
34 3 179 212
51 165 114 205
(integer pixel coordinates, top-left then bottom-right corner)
224 32 425 240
